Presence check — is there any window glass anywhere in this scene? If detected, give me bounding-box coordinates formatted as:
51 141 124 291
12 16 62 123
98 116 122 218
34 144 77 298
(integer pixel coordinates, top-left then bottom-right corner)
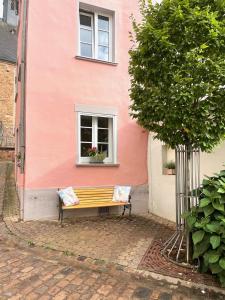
98 31 109 46
80 14 92 27
98 16 109 31
81 115 92 127
98 143 109 156
10 0 15 10
98 46 109 61
80 29 92 44
81 128 92 142
97 117 109 157
81 143 92 157
98 129 108 143
98 117 108 128
80 43 92 58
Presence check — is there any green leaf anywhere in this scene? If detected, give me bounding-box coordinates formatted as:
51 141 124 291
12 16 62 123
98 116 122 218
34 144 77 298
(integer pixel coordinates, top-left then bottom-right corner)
218 272 225 287
186 215 196 229
199 198 211 208
210 236 221 249
212 200 224 212
203 189 211 197
193 236 210 259
203 205 215 217
206 222 221 233
214 212 224 220
202 179 210 186
219 258 225 270
219 171 225 177
218 188 225 194
192 230 205 245
209 263 223 274
194 216 210 229
200 43 209 49
209 253 220 264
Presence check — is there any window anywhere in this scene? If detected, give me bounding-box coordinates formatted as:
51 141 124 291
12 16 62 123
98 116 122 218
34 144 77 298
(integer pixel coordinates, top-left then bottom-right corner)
78 113 117 164
79 9 113 62
10 0 19 15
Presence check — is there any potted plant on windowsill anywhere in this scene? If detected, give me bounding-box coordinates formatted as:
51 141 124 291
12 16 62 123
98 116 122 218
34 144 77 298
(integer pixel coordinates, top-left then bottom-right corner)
88 147 106 164
164 161 176 175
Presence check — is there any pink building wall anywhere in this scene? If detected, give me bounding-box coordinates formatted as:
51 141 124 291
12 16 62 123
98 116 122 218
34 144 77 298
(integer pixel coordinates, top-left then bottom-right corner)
16 0 149 220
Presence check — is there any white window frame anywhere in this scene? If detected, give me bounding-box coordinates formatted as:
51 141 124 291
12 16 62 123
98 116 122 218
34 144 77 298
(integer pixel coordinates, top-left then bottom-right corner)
77 112 117 164
79 10 113 62
79 11 94 59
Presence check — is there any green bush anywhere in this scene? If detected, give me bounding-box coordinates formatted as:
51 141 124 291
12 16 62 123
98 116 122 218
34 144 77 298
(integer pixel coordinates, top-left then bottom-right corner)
164 161 176 169
186 169 225 286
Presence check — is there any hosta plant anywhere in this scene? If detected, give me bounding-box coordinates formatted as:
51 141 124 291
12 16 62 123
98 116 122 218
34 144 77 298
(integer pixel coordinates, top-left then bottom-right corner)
185 169 225 286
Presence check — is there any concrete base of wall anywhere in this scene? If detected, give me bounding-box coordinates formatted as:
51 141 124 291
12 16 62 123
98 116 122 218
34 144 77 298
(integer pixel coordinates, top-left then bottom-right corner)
21 185 149 221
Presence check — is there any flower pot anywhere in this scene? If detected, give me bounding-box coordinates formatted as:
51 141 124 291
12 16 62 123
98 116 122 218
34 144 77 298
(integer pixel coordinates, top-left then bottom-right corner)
164 168 175 175
89 156 105 164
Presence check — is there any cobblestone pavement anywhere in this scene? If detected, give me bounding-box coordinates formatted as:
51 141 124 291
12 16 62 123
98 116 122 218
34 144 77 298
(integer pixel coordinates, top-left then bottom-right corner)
1 161 225 299
0 223 224 300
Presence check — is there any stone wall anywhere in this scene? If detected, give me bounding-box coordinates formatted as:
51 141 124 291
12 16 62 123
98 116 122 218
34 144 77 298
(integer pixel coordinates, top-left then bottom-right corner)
0 149 15 161
0 60 15 147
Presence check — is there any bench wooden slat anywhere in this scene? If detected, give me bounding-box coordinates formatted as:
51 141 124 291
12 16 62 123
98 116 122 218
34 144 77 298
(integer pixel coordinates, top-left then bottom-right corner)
75 188 114 192
79 198 113 203
62 201 129 210
76 195 113 199
76 193 113 198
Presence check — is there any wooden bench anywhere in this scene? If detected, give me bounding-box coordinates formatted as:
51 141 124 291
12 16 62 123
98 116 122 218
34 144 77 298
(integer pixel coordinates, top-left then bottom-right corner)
58 187 132 224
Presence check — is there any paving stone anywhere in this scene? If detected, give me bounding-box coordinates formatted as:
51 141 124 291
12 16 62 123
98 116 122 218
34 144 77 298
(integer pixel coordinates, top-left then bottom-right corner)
35 285 49 294
97 284 113 296
159 293 172 300
133 287 152 299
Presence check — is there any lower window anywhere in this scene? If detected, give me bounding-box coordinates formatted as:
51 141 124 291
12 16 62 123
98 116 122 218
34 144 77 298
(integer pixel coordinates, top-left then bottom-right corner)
78 113 117 163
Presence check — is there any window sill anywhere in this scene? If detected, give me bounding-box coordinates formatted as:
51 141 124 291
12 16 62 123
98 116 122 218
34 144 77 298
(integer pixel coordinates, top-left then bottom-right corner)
75 56 118 66
76 163 120 167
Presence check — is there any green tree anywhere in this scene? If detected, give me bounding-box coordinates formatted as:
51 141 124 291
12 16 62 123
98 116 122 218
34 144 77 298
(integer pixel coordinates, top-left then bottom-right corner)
129 0 225 151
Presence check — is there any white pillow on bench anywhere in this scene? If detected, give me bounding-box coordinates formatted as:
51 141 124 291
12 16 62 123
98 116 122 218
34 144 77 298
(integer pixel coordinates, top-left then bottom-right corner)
113 186 131 203
57 187 79 206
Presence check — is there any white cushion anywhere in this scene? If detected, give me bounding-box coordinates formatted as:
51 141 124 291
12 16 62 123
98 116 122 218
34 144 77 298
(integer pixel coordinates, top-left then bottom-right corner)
113 186 131 203
57 187 79 206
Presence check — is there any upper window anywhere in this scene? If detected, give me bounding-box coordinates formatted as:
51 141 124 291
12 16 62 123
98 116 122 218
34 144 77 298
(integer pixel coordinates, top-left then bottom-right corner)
79 9 113 62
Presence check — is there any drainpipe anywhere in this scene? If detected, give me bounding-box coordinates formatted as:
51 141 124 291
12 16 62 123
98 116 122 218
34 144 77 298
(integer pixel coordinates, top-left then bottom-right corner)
19 0 28 219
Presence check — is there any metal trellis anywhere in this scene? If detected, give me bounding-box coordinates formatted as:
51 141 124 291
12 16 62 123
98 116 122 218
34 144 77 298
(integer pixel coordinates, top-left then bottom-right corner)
162 145 200 266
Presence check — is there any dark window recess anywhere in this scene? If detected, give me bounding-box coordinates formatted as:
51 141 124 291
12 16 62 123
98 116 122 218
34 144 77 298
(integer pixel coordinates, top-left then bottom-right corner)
81 115 92 127
80 14 92 27
10 0 19 15
81 143 92 157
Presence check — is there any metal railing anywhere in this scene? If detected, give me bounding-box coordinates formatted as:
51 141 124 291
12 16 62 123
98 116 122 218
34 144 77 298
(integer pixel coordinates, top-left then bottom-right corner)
161 145 200 266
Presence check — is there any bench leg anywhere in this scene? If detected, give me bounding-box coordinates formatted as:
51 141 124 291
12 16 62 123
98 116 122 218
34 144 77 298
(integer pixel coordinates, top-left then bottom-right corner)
122 205 126 216
61 210 64 226
129 203 132 217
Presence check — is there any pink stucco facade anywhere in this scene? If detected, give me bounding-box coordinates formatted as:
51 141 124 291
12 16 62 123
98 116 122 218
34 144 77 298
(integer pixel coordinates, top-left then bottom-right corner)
16 0 149 220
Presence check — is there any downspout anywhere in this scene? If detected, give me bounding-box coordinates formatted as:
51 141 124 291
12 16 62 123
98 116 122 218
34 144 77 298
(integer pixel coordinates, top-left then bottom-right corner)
19 0 28 219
